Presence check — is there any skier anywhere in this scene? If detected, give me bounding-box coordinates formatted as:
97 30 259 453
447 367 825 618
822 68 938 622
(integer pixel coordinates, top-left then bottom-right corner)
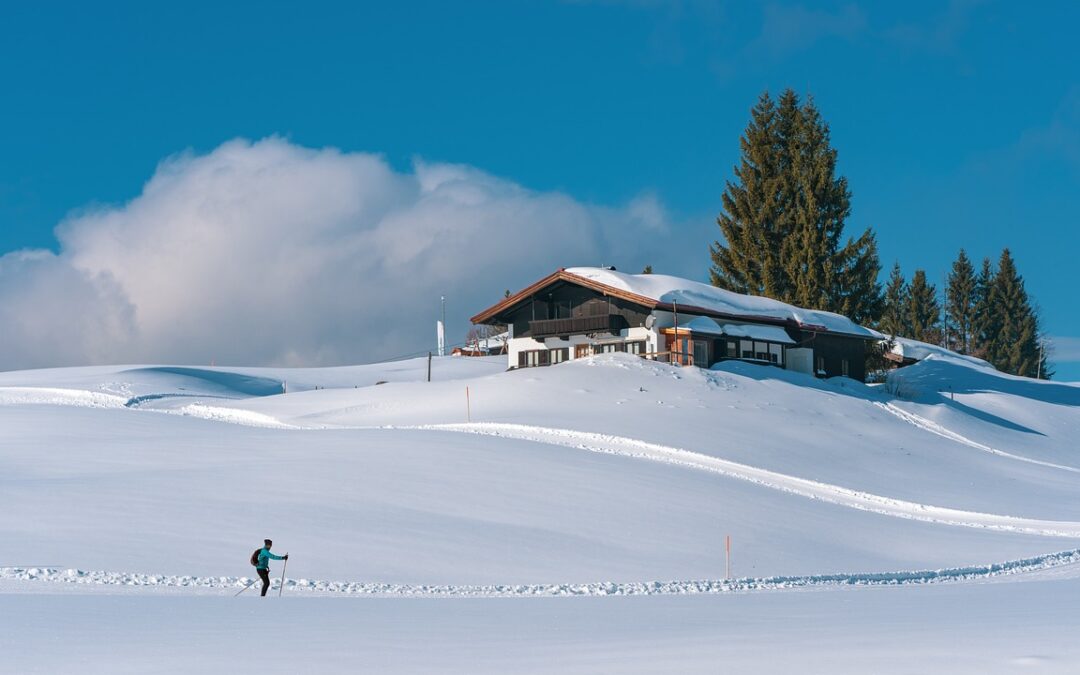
255 539 288 597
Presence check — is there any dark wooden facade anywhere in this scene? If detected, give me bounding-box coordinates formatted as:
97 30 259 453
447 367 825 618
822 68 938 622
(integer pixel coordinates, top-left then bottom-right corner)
787 330 867 381
499 280 652 340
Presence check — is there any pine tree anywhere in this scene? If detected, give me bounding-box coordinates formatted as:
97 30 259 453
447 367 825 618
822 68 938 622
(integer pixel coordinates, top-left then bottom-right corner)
907 270 940 343
879 262 909 338
710 92 785 296
641 265 653 274
711 90 882 321
970 257 996 359
987 249 1042 377
945 249 977 354
831 228 884 325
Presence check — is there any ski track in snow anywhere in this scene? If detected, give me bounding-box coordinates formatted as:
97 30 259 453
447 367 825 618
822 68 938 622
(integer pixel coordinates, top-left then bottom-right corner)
0 387 296 429
0 387 128 409
4 549 1080 597
875 401 1080 474
5 385 1080 537
400 423 1080 539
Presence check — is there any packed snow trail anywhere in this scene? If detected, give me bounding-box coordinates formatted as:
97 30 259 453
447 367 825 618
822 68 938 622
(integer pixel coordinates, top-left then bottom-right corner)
0 387 128 409
400 423 1080 538
875 401 1080 474
4 548 1080 596
6 385 1078 536
0 386 297 428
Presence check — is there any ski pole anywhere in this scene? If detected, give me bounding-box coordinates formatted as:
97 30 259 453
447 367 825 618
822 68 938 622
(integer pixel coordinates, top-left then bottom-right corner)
234 578 258 597
278 554 289 597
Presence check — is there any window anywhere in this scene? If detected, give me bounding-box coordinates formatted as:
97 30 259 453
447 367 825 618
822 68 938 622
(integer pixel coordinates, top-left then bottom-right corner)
626 341 646 355
550 348 569 364
574 344 592 359
599 343 618 354
816 355 825 373
518 349 550 368
726 341 738 358
740 339 754 359
769 343 783 365
841 358 849 377
754 341 769 361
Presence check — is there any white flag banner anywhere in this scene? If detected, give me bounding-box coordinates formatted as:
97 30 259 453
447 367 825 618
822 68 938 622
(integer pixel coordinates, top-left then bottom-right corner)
437 320 445 357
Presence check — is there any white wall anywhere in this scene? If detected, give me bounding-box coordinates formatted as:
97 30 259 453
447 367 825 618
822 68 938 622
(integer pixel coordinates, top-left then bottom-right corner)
505 320 661 369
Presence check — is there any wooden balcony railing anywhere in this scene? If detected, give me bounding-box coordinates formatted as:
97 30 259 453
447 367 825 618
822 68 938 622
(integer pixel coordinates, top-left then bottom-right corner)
528 313 625 338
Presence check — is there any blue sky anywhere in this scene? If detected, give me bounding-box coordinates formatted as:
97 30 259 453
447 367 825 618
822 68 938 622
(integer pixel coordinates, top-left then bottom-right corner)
1 1 1078 377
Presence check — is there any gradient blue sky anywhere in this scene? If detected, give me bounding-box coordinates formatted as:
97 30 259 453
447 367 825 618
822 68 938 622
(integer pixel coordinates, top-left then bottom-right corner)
2 1 1078 377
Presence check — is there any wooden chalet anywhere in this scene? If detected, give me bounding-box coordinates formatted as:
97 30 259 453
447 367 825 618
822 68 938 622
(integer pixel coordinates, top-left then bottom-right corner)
470 267 878 382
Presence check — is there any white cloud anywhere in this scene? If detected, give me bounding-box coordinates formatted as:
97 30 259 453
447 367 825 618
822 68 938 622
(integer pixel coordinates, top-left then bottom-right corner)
0 137 689 369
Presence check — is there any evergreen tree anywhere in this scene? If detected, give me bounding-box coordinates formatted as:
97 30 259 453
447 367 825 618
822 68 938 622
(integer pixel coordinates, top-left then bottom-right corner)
830 229 884 325
711 90 882 320
879 262 909 338
710 92 785 296
906 270 940 343
945 249 977 354
970 257 996 359
641 265 653 274
987 249 1042 377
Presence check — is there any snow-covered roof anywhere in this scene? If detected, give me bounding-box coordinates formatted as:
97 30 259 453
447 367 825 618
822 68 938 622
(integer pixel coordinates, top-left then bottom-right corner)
681 316 726 335
564 267 875 338
679 316 795 344
720 323 796 344
889 337 992 369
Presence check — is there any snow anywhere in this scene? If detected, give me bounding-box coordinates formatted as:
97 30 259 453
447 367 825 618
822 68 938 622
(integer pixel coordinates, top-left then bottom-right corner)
565 266 877 337
678 315 795 343
889 335 995 368
2 351 1079 671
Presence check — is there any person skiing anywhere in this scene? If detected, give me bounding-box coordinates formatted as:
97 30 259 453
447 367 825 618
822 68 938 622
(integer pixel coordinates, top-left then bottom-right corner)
255 539 288 597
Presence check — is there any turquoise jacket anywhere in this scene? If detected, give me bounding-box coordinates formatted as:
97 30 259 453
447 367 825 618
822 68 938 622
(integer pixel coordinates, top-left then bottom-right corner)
256 547 285 570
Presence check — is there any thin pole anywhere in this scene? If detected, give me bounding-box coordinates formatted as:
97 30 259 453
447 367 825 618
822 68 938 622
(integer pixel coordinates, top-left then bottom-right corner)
942 270 948 348
672 300 679 365
466 386 471 423
725 535 731 580
234 578 258 597
278 554 288 597
428 352 432 382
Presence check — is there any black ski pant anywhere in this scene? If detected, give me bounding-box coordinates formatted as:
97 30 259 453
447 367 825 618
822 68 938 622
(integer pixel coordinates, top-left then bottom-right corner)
257 568 271 596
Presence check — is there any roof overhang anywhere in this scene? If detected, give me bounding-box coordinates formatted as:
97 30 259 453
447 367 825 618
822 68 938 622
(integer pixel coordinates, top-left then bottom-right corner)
470 269 660 325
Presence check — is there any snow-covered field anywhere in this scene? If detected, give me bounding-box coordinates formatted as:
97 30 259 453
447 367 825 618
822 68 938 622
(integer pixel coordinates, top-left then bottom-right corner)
2 353 1078 672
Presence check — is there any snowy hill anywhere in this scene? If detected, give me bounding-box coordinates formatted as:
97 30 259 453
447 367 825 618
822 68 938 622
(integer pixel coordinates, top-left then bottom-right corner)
2 353 1079 672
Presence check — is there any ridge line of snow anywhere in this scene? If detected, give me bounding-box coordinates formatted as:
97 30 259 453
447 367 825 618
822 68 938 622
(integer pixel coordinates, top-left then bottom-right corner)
399 423 1080 538
170 404 298 429
875 401 1080 474
0 387 128 409
0 386 296 428
4 549 1079 596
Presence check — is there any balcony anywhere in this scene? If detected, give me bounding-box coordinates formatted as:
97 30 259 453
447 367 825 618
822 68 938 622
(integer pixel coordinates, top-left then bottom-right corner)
528 313 625 338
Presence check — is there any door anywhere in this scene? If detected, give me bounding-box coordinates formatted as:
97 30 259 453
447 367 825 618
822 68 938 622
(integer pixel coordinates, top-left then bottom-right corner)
693 340 709 367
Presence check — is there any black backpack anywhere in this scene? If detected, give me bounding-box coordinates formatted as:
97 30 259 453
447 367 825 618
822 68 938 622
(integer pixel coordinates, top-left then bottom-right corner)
250 548 262 567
